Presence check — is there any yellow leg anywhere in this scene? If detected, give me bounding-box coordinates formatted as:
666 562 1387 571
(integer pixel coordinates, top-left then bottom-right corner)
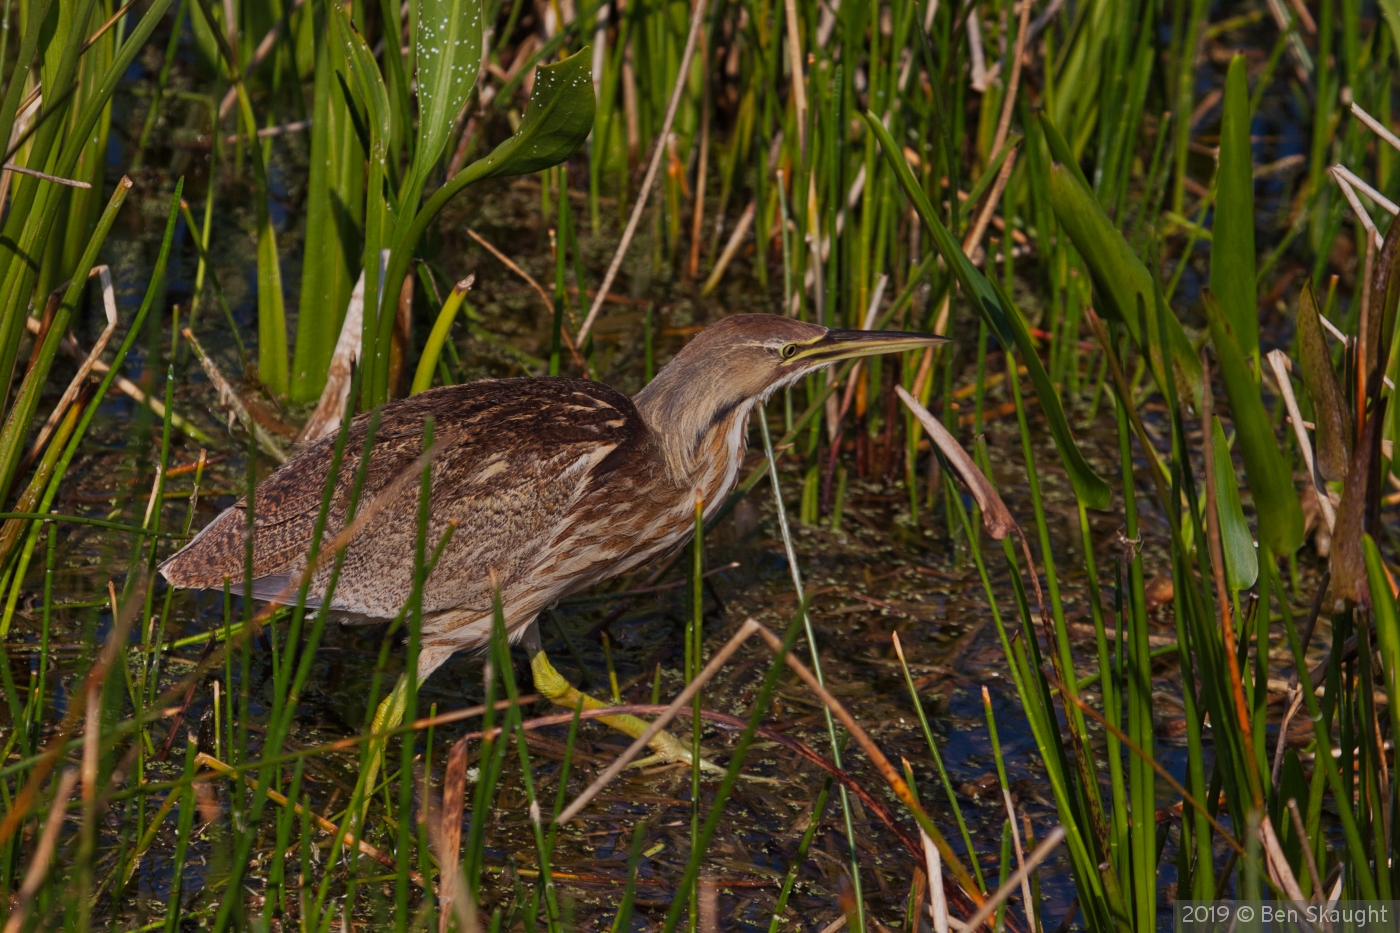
367 656 706 777
530 650 698 767
361 674 410 823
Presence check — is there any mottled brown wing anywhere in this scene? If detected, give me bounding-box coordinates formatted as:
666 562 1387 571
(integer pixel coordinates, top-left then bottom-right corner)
160 378 650 618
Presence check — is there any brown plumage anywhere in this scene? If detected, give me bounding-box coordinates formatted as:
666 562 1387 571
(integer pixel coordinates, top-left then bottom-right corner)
161 314 943 681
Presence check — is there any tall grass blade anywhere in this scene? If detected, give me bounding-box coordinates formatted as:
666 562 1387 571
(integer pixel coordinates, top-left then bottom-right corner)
1296 280 1351 480
1204 291 1304 554
1364 535 1400 785
1211 418 1259 591
866 111 1111 510
0 176 130 506
1379 0 1400 60
0 0 175 405
1211 54 1259 360
413 276 473 394
1045 158 1202 406
292 12 366 401
331 4 396 410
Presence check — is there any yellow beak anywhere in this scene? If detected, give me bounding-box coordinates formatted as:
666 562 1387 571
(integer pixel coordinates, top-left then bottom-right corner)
788 328 948 365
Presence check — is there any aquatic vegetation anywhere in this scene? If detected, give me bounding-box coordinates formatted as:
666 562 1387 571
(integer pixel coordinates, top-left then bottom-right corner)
0 0 1397 930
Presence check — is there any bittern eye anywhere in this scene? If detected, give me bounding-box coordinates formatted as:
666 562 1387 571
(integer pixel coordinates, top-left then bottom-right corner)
780 343 799 359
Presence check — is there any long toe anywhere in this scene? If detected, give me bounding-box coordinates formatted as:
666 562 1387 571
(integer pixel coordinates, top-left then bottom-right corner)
632 728 725 773
530 651 724 772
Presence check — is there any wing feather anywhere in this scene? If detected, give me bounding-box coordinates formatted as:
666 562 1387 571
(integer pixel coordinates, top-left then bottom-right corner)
161 378 654 622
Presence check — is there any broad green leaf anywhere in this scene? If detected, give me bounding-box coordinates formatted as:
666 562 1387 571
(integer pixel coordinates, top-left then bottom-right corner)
1296 279 1350 481
404 48 595 252
1212 418 1258 591
1210 55 1258 360
370 47 596 406
1363 534 1400 767
1204 290 1303 555
1038 109 1091 193
415 0 483 175
864 110 1112 510
1047 162 1203 409
457 47 596 182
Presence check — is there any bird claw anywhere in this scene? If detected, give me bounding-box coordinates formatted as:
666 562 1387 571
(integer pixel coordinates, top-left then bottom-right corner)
627 728 725 773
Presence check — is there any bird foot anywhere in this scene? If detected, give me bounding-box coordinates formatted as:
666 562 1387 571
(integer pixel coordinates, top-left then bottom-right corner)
624 728 726 774
529 651 723 774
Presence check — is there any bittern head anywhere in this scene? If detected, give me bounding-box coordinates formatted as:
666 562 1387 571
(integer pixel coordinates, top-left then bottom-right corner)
634 314 946 478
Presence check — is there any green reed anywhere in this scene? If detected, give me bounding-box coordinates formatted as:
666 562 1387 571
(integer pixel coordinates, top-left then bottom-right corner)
3 0 1398 929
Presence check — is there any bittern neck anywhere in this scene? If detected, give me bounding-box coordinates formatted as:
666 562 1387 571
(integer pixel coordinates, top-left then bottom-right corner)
633 371 759 489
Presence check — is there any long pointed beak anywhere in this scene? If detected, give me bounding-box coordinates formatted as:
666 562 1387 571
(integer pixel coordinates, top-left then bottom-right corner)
789 329 948 365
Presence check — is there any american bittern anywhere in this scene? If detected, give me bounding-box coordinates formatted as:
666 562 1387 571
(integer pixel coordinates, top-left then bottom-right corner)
161 314 944 763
